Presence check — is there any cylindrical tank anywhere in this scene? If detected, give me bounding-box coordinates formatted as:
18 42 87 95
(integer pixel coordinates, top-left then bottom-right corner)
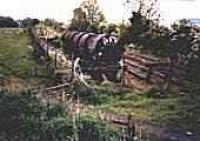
64 31 124 81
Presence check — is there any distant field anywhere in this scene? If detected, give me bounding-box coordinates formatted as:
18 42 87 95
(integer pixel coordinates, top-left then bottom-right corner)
0 28 50 92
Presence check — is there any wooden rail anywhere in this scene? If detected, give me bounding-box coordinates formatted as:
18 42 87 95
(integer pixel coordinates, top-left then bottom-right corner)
123 52 186 88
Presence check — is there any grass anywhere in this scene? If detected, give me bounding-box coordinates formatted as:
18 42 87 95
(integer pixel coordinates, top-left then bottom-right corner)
0 28 53 92
75 82 200 134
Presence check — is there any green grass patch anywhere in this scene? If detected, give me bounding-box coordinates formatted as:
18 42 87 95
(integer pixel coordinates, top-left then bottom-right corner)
0 28 35 78
0 28 53 91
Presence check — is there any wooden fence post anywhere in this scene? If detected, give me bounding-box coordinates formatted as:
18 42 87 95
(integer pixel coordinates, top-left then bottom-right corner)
55 49 57 69
46 62 51 76
146 66 153 83
122 54 126 86
126 115 135 141
167 61 173 89
71 54 75 82
46 90 50 110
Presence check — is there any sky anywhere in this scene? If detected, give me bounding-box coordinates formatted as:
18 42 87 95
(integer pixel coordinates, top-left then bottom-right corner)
0 0 199 26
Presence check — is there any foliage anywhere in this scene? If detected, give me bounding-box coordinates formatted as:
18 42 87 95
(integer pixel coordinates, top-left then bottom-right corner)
107 23 119 35
0 16 18 27
81 0 106 31
70 0 106 32
119 0 159 47
98 25 107 33
0 91 73 141
120 0 200 82
44 18 64 31
123 0 159 20
70 7 89 31
169 19 200 80
121 0 200 61
20 18 40 28
0 90 127 141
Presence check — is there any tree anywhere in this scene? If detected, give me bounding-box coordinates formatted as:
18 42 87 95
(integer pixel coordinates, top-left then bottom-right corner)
70 7 89 31
160 19 200 82
107 24 117 34
125 0 159 21
0 16 18 27
119 0 160 49
21 18 40 28
44 18 61 27
98 25 107 33
80 0 106 32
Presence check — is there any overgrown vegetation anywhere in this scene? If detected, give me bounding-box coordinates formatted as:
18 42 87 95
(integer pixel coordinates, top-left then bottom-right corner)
74 83 200 134
0 91 130 141
0 91 72 141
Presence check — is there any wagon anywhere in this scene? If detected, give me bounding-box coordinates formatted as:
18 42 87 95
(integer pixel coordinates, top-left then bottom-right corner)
64 31 124 81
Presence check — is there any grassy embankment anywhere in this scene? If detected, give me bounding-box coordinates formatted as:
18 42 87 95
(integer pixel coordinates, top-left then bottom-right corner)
0 28 53 92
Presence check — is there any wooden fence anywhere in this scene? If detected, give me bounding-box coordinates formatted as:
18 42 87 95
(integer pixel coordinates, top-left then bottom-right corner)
123 52 187 88
29 83 74 108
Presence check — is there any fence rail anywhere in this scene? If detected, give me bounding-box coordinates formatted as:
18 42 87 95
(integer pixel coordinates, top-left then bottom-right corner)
123 52 187 88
